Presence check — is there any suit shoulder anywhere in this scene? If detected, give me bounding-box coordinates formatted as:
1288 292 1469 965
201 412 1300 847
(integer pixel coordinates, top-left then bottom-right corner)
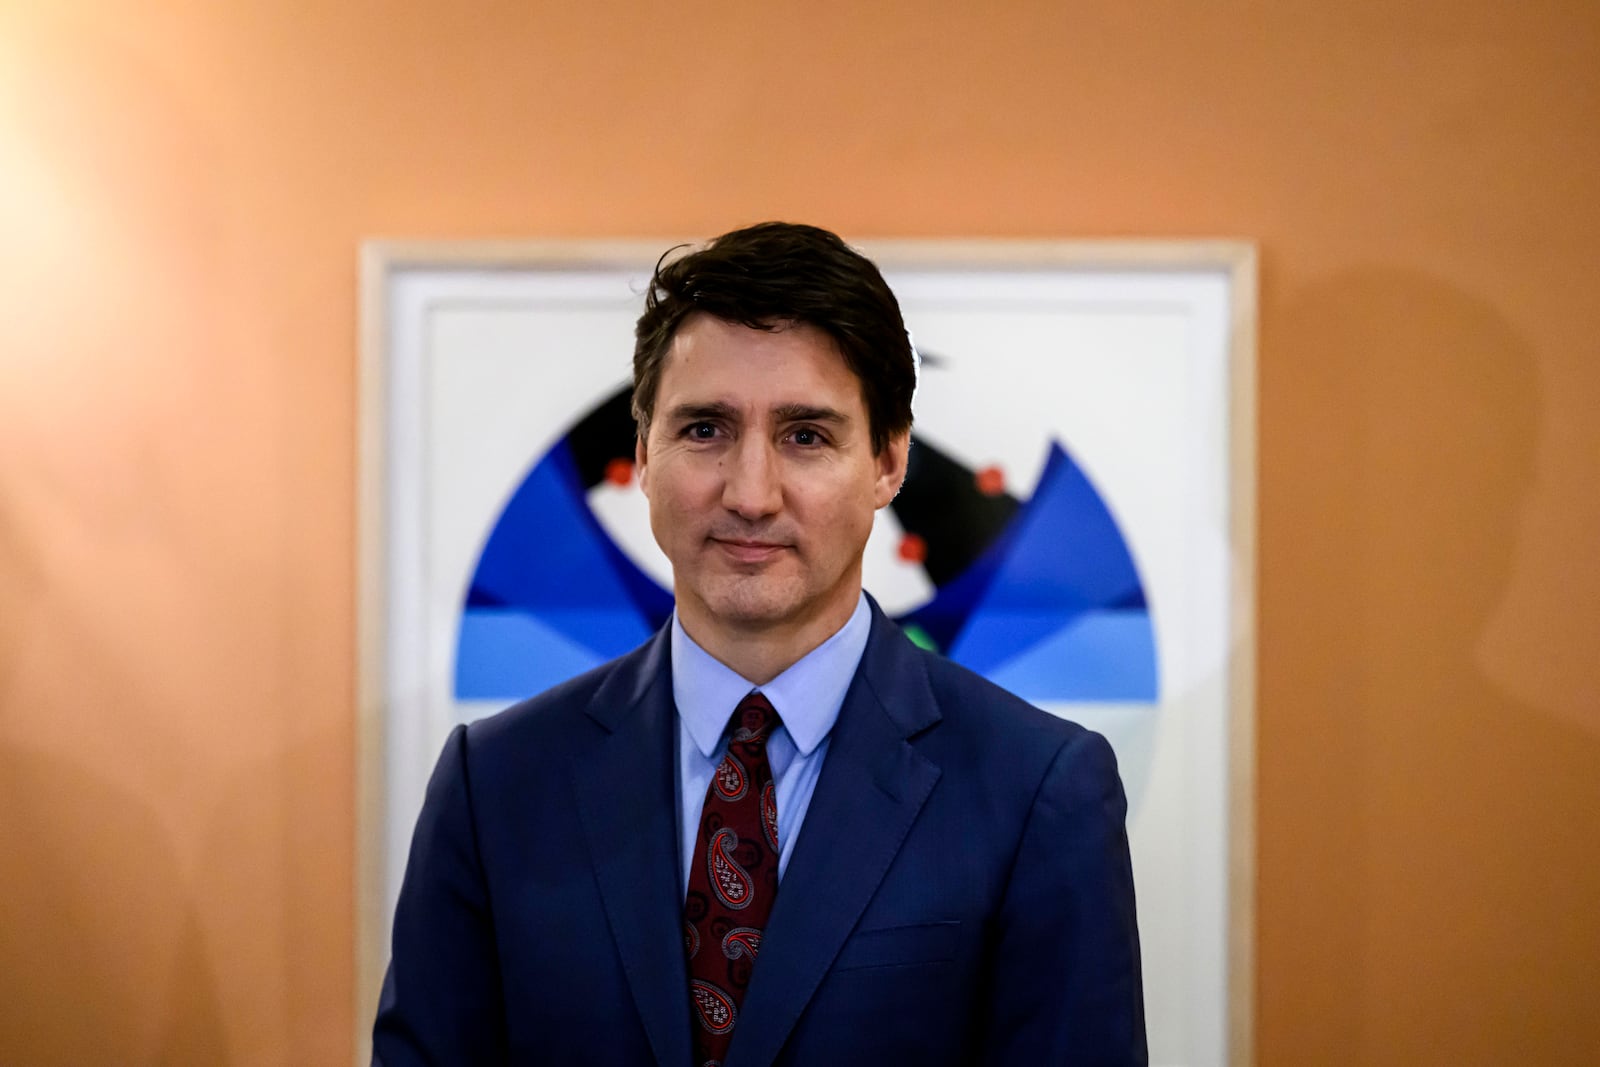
913 642 1086 745
462 637 657 752
903 639 1124 796
883 636 1126 840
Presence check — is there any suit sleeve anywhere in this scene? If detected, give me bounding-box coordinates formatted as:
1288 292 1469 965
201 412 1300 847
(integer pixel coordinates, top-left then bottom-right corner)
979 728 1147 1066
372 725 509 1066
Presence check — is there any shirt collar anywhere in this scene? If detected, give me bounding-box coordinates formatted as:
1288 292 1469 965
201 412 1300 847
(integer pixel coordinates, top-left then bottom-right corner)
671 593 872 759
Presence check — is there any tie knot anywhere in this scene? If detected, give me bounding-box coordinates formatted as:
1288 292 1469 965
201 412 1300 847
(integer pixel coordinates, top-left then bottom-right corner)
732 691 780 743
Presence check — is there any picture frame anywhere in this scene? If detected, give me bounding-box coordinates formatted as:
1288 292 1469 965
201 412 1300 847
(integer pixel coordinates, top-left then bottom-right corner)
356 237 1257 1066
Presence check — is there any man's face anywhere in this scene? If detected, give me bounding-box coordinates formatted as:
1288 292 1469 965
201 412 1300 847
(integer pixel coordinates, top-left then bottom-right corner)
637 313 908 648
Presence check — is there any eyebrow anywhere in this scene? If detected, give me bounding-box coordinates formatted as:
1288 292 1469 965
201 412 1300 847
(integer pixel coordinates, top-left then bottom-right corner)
663 402 851 425
664 401 740 424
772 404 849 425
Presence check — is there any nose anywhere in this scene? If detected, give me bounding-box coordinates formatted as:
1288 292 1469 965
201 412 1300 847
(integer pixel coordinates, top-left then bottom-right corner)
721 437 782 519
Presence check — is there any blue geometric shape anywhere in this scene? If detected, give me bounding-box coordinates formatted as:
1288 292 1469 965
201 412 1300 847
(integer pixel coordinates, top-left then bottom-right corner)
949 442 1149 679
897 514 1019 654
983 609 1157 702
984 442 1143 610
455 609 613 700
456 439 668 700
469 443 589 603
468 442 633 612
457 425 1157 705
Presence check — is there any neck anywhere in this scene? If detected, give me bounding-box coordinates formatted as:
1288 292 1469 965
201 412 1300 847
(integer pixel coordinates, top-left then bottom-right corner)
677 594 861 685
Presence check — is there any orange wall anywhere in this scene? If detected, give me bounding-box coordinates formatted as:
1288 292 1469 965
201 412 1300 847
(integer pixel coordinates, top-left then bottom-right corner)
2 2 1596 1064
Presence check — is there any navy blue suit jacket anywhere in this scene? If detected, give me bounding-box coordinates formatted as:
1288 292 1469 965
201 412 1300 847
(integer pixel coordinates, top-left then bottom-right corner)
374 603 1145 1065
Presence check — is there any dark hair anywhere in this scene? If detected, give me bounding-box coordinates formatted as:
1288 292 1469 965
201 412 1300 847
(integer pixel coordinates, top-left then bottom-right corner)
632 221 915 454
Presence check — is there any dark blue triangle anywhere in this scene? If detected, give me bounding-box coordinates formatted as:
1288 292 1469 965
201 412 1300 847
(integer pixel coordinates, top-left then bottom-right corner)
948 441 1147 674
458 440 663 671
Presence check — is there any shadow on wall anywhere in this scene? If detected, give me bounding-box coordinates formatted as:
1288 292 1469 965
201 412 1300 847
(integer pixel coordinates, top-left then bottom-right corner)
1263 266 1600 1065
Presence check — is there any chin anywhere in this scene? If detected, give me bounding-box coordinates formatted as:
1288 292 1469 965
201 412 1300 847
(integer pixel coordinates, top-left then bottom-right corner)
699 578 808 631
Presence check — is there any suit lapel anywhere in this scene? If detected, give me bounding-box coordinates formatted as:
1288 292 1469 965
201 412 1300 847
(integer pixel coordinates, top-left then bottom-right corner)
726 607 943 1067
569 630 693 1067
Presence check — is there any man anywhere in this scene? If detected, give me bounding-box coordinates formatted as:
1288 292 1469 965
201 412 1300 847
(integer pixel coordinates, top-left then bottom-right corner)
373 222 1146 1065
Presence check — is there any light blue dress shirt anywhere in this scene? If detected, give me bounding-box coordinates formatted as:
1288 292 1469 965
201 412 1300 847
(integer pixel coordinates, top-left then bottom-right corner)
672 593 871 898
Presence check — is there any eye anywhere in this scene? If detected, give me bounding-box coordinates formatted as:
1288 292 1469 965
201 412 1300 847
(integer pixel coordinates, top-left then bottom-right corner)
686 422 719 440
790 428 827 447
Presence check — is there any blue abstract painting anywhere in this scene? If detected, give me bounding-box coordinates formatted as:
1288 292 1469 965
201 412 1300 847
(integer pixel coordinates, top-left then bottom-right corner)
456 387 1157 704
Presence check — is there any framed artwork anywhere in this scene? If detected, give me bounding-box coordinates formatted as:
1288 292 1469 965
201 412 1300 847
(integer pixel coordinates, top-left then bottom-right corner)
357 238 1256 1066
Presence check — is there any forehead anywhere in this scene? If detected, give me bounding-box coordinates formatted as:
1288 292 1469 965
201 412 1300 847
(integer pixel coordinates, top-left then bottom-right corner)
655 314 865 411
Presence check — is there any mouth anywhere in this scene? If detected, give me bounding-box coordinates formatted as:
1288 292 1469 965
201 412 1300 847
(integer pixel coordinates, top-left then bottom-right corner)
710 538 789 565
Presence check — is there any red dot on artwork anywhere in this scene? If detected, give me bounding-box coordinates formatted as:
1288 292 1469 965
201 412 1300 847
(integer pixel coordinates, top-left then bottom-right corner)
605 458 634 487
975 465 1006 496
897 533 927 565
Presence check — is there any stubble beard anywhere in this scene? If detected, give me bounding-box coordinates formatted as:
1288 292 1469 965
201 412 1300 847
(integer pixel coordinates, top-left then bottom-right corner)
692 569 812 635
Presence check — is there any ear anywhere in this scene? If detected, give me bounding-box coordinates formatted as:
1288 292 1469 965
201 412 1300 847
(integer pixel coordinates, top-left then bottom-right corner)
635 434 650 494
872 432 910 509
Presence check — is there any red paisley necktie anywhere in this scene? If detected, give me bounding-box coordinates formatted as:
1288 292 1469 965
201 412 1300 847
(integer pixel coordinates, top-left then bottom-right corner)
684 691 782 1067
